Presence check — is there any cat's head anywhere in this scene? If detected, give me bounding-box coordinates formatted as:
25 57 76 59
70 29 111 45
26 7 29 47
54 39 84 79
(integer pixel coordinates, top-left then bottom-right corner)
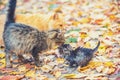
48 12 65 30
47 29 65 49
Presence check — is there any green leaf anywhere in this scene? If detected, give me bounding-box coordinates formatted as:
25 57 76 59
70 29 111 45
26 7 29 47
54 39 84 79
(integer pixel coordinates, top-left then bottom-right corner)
66 29 80 34
65 37 77 43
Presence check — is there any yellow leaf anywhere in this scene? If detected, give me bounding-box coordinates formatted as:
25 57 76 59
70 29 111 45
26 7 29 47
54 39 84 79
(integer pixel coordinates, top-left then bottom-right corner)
9 71 20 75
84 42 91 48
106 29 113 36
88 61 103 69
64 74 77 78
25 70 35 78
104 62 115 67
56 58 65 64
0 59 5 69
80 32 88 39
97 43 106 55
18 65 26 72
0 53 5 58
41 65 52 72
72 21 80 26
78 11 83 16
79 18 91 24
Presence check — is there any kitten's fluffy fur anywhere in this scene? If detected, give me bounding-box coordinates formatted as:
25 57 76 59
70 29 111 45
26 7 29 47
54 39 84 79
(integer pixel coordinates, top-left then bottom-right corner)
3 0 64 67
58 41 100 68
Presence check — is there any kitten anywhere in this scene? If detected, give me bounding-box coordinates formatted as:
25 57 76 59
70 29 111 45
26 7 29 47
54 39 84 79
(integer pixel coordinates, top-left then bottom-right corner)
3 0 64 67
58 41 100 68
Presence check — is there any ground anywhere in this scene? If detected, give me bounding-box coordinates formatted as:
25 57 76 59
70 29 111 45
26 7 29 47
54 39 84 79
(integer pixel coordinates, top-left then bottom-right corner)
0 0 120 80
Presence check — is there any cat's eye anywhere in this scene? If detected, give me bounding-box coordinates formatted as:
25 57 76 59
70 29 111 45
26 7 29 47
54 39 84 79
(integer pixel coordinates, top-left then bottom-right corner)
59 24 63 27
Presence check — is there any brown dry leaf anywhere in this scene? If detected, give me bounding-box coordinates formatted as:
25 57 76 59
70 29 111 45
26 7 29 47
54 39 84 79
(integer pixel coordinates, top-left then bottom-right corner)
52 70 61 78
94 76 108 80
107 67 116 75
78 66 90 72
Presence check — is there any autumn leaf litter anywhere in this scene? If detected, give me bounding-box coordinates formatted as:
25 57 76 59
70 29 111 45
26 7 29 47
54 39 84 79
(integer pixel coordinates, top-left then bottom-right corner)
0 0 120 80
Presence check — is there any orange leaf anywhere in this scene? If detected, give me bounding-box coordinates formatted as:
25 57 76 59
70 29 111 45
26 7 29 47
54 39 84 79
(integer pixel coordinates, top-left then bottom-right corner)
109 14 116 20
0 75 24 80
94 19 103 25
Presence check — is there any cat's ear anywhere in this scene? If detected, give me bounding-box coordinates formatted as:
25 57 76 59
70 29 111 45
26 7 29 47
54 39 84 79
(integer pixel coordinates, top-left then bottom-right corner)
47 30 58 39
53 13 59 20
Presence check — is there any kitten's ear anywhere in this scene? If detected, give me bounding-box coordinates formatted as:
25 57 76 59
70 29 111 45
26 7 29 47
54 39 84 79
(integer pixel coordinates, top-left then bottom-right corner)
47 31 58 39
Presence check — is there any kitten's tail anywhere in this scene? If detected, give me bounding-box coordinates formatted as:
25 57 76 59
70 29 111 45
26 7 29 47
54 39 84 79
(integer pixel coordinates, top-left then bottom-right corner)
5 0 17 26
93 41 100 53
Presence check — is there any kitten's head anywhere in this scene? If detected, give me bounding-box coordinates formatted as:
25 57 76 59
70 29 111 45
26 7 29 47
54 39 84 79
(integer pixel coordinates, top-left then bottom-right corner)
48 12 65 30
58 44 73 58
47 29 65 49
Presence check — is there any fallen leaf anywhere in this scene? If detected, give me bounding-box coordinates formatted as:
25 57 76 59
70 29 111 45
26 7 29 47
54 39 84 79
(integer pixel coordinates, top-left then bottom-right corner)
80 32 88 39
63 74 77 78
0 53 5 58
56 58 65 64
94 19 104 25
52 70 61 78
18 65 26 72
25 70 35 78
41 65 52 73
0 75 24 80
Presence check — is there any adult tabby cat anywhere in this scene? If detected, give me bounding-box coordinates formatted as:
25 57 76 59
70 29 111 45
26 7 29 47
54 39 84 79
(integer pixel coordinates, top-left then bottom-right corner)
3 0 64 67
0 4 65 46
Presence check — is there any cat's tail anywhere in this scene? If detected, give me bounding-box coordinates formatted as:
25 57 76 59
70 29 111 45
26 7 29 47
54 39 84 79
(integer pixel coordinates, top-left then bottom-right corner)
5 0 17 26
92 41 100 53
